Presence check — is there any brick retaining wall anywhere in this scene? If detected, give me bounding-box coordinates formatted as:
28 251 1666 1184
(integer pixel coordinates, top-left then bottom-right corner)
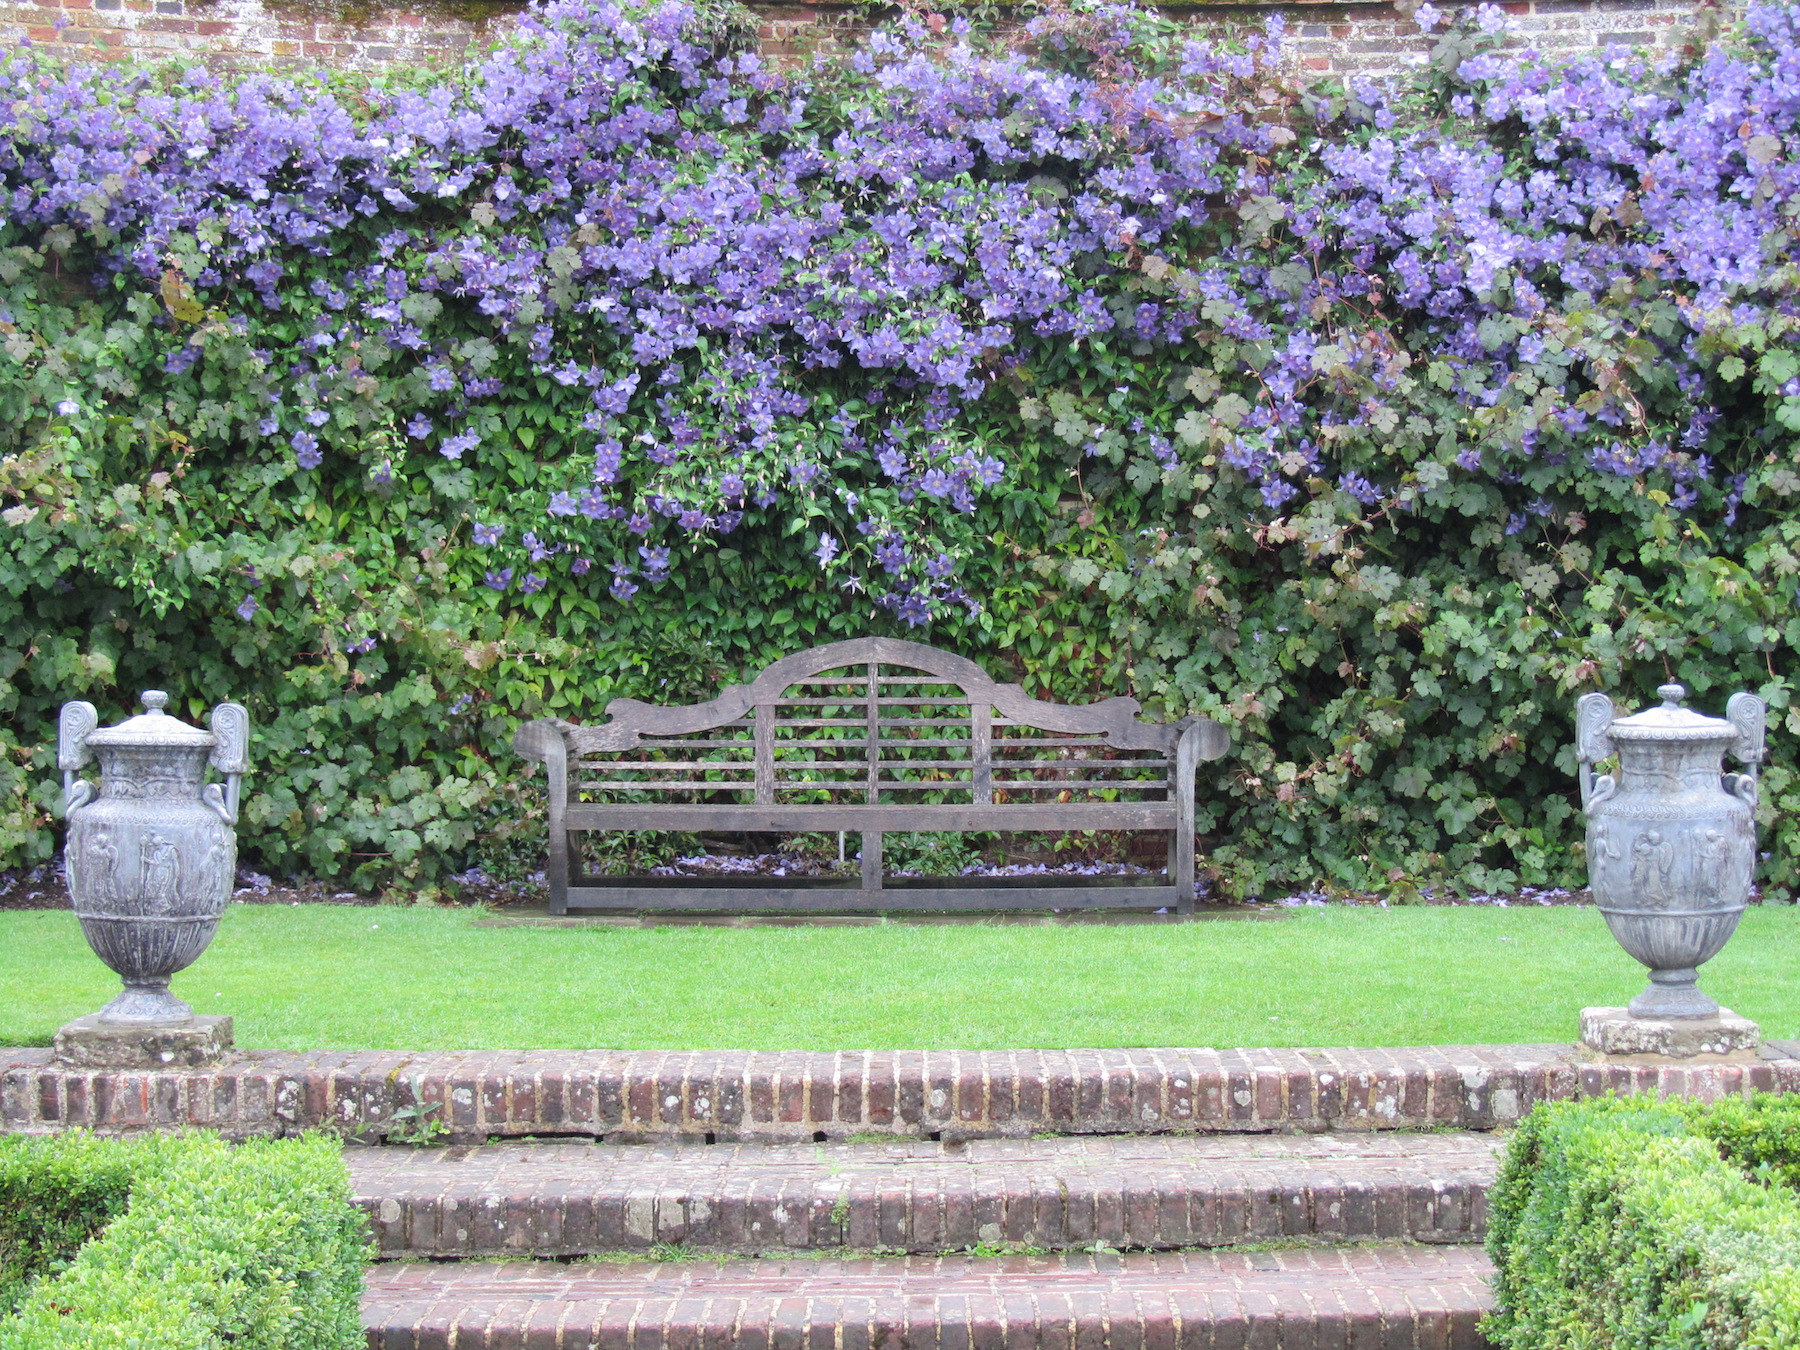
5 1043 1795 1141
0 0 1713 77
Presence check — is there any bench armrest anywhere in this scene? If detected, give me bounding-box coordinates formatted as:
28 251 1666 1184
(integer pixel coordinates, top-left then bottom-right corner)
513 718 574 765
1184 717 1231 763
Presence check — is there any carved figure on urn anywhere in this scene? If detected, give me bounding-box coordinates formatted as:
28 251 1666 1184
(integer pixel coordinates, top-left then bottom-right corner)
1576 683 1763 1020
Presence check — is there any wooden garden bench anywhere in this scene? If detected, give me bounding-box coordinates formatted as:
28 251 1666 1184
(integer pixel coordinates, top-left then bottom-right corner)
513 637 1228 915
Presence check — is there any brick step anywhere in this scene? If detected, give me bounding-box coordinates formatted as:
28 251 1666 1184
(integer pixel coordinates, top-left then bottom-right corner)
349 1132 1502 1258
12 1044 1796 1141
363 1245 1495 1349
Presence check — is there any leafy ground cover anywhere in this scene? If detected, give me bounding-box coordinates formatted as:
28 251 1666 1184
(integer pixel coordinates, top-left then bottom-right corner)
6 0 1800 903
2 903 1796 1050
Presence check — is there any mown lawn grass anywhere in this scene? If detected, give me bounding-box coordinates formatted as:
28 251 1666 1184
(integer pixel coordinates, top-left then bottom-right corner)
2 902 1797 1050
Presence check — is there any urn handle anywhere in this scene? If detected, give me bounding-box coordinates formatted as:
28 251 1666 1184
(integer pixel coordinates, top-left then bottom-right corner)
57 701 98 818
1727 692 1767 778
202 781 237 826
1574 692 1616 811
1726 773 1759 807
207 702 250 826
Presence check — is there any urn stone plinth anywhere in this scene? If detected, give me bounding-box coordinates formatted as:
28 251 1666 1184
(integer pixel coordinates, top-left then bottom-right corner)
1576 683 1764 1039
56 691 248 1050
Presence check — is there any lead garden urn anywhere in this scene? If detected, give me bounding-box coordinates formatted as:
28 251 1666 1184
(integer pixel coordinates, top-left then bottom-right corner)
52 691 248 1068
1574 682 1765 1057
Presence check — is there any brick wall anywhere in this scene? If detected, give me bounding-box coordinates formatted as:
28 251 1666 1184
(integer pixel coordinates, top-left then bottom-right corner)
0 0 1709 81
754 0 1713 75
0 0 516 68
1285 0 1706 73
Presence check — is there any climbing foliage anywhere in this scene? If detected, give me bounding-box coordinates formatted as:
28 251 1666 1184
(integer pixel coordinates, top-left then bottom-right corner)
2 0 1799 895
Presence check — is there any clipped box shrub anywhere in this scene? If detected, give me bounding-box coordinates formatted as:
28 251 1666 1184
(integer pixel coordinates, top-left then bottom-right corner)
0 1131 367 1350
1486 1094 1800 1349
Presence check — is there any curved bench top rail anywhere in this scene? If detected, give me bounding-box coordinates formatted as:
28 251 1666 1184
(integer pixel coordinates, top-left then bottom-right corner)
520 638 1196 758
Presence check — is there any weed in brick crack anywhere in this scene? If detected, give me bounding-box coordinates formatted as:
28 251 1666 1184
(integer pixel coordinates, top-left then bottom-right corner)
967 1241 1054 1258
384 1102 448 1146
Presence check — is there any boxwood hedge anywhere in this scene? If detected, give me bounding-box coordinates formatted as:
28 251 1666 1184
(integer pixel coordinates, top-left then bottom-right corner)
1487 1094 1800 1349
0 1131 367 1350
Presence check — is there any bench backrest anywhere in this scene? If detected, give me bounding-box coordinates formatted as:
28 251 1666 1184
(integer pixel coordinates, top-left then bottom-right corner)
517 638 1225 807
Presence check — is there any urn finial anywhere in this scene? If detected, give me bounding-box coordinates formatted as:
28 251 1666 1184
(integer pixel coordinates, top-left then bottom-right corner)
142 690 169 713
1658 683 1686 707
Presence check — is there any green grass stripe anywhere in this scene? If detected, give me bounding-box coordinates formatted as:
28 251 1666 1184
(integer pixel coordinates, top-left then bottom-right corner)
3 903 1798 1051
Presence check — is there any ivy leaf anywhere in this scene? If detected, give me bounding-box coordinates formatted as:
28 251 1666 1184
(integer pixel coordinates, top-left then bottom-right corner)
1520 564 1560 597
1237 195 1287 241
1265 261 1311 298
1175 411 1209 447
1476 316 1516 351
1212 394 1251 429
1765 466 1800 495
1176 367 1221 401
183 542 223 576
1746 135 1782 165
1064 558 1101 588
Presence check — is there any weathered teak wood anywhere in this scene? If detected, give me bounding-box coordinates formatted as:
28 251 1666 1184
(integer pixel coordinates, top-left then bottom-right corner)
514 638 1229 915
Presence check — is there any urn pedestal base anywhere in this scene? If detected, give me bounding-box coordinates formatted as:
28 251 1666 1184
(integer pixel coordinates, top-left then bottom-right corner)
52 1013 234 1070
1578 1005 1760 1060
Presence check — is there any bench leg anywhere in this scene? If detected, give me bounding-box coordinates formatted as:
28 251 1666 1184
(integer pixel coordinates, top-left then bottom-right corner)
548 829 570 917
1168 829 1195 917
860 831 883 894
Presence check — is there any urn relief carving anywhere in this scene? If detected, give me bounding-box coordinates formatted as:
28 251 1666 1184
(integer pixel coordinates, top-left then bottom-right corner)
58 691 249 1025
1577 683 1763 1021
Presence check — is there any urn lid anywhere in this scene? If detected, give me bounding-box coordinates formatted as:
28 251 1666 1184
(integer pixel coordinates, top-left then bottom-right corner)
83 691 217 750
1609 684 1737 743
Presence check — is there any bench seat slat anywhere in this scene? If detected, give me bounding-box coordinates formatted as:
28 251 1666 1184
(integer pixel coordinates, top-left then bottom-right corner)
865 782 1167 792
558 884 1183 912
559 803 1179 831
577 762 756 774
574 781 760 793
562 757 1173 773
